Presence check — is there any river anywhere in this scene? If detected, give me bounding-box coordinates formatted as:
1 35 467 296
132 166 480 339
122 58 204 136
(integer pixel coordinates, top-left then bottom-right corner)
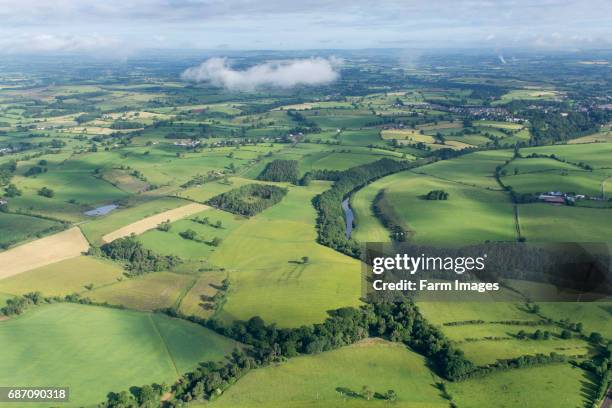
341 198 354 239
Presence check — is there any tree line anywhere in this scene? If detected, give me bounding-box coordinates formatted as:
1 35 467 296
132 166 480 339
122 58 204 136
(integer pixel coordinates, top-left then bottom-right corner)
312 158 426 257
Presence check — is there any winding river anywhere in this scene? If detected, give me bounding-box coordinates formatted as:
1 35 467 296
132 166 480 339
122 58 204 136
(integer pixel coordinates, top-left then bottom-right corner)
341 198 354 239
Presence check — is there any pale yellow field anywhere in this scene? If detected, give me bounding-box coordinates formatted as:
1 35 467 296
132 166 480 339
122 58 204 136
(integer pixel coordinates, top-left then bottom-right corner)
0 256 124 296
0 227 90 280
568 129 612 144
101 203 209 243
273 102 316 110
381 129 436 143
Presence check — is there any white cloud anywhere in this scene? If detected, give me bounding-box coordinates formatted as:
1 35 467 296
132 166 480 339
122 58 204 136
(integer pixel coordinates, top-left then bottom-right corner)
0 33 122 54
181 57 342 90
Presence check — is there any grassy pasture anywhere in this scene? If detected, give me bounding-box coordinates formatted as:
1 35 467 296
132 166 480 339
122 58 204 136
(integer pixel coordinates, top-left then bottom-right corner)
179 177 260 203
420 149 513 189
88 272 194 311
494 88 562 104
338 129 381 146
208 182 362 327
448 363 587 408
101 203 208 243
0 256 123 296
352 171 516 245
419 300 590 366
209 340 448 408
0 212 61 249
518 203 612 242
569 126 612 144
0 303 238 407
504 169 607 196
179 271 228 318
80 196 187 245
537 302 612 338
10 159 130 221
138 208 243 260
521 143 612 169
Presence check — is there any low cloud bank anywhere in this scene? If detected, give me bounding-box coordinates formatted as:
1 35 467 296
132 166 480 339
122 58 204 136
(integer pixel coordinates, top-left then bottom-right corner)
181 57 342 90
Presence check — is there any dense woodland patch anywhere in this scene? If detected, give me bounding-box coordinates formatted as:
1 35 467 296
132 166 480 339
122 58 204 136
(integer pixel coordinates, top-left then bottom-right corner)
207 184 287 216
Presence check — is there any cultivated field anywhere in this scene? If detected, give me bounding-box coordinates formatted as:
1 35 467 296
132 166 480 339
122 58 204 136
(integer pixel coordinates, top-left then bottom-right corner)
0 303 238 407
101 203 209 243
0 227 89 279
209 340 448 408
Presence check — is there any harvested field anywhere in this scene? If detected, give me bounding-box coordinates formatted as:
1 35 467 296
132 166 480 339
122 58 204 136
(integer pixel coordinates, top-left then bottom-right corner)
101 203 209 243
0 227 89 280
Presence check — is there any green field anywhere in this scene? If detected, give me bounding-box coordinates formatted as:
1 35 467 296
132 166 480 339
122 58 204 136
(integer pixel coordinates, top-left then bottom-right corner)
448 363 587 407
0 303 238 407
0 212 62 249
0 256 124 296
352 171 516 245
88 272 195 311
208 182 362 326
209 340 448 408
80 196 187 245
518 203 612 242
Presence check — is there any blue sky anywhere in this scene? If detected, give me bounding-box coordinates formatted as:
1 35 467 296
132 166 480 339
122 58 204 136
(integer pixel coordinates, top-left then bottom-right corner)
0 0 610 54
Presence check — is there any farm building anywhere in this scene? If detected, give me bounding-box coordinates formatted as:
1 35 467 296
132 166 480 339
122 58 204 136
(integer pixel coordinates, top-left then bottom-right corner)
538 194 567 204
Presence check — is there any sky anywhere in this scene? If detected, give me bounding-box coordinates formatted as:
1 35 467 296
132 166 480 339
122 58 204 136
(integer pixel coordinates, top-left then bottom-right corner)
0 0 610 54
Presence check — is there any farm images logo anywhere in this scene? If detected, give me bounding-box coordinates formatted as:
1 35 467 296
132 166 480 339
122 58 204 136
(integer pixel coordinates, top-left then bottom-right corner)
362 242 612 302
370 253 497 293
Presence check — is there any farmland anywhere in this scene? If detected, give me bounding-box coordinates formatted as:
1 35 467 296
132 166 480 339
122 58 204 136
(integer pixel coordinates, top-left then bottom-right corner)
0 50 610 408
0 303 238 407
208 340 448 408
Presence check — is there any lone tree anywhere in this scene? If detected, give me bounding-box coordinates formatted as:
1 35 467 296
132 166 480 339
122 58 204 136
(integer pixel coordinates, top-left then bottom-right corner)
301 256 309 264
385 390 397 401
37 186 54 198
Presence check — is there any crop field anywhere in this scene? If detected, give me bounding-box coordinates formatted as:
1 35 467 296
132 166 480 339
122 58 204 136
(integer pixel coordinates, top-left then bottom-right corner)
0 256 123 296
88 272 195 311
208 340 448 408
80 196 187 245
0 303 238 407
0 227 89 279
101 202 209 243
178 271 228 318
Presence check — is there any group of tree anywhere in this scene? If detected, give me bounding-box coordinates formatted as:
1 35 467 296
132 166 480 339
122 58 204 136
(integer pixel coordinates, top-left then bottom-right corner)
0 160 16 186
37 186 54 198
24 165 46 177
312 158 424 257
207 184 287 217
110 120 144 130
96 236 181 275
191 216 223 229
286 109 321 133
425 190 449 200
257 159 299 183
372 189 409 242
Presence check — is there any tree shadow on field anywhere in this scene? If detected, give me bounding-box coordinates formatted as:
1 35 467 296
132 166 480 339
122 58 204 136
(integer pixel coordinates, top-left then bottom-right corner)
578 368 599 407
335 387 363 399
